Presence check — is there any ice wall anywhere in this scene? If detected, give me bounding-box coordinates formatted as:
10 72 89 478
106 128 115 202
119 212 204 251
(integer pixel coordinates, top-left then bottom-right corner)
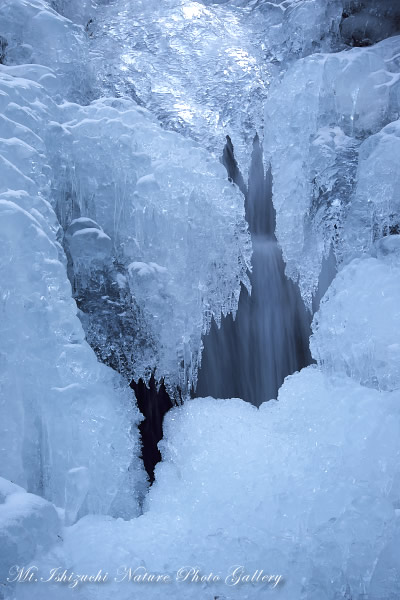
0 64 145 518
264 34 400 306
90 0 273 177
0 0 252 526
0 0 252 397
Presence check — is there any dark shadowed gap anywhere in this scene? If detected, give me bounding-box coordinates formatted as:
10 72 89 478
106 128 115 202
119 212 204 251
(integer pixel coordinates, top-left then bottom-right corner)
222 135 247 196
340 1 400 48
130 376 174 483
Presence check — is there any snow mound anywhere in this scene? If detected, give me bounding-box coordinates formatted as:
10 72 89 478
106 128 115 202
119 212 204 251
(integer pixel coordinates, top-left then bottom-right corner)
15 367 400 600
311 248 400 392
0 478 61 599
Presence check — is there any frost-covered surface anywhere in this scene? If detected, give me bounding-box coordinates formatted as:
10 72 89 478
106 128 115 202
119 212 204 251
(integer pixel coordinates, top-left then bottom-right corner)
0 64 145 518
13 367 400 600
0 478 61 599
91 0 273 177
265 35 400 306
311 240 400 392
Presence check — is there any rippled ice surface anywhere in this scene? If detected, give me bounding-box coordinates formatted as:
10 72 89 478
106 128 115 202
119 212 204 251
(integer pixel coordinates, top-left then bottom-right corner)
91 0 275 176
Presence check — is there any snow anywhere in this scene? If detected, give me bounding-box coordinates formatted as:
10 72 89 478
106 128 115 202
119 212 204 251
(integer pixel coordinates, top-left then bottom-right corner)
13 367 400 600
311 249 400 392
0 480 61 599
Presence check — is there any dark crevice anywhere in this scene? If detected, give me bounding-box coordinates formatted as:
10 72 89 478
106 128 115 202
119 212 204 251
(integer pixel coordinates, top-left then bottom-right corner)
0 36 8 64
340 1 400 48
221 135 247 196
131 376 174 483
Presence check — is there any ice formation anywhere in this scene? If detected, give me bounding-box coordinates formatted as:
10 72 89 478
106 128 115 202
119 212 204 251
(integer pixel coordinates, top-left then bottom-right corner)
91 0 273 177
311 244 400 392
0 65 145 518
0 0 252 401
0 0 93 102
1 0 400 599
264 33 400 305
50 97 251 396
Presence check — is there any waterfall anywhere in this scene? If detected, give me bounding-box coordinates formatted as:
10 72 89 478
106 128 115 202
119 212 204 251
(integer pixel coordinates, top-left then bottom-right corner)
196 136 312 406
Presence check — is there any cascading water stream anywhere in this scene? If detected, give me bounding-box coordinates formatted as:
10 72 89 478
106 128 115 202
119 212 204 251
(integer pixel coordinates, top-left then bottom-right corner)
197 136 312 406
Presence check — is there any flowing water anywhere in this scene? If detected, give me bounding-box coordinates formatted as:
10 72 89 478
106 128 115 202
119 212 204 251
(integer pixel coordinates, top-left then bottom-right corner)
196 137 312 406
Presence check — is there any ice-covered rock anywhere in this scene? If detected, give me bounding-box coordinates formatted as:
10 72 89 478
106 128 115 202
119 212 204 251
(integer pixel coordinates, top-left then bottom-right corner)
65 218 113 268
0 0 92 102
279 0 343 58
311 250 400 392
342 119 400 261
341 0 400 47
0 478 61 600
50 0 96 27
264 34 400 306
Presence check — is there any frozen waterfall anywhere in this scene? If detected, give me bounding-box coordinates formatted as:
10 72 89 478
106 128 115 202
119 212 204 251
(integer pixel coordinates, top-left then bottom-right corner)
2 1 400 600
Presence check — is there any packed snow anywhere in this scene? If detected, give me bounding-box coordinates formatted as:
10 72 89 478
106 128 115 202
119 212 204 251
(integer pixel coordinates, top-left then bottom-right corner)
11 367 400 600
